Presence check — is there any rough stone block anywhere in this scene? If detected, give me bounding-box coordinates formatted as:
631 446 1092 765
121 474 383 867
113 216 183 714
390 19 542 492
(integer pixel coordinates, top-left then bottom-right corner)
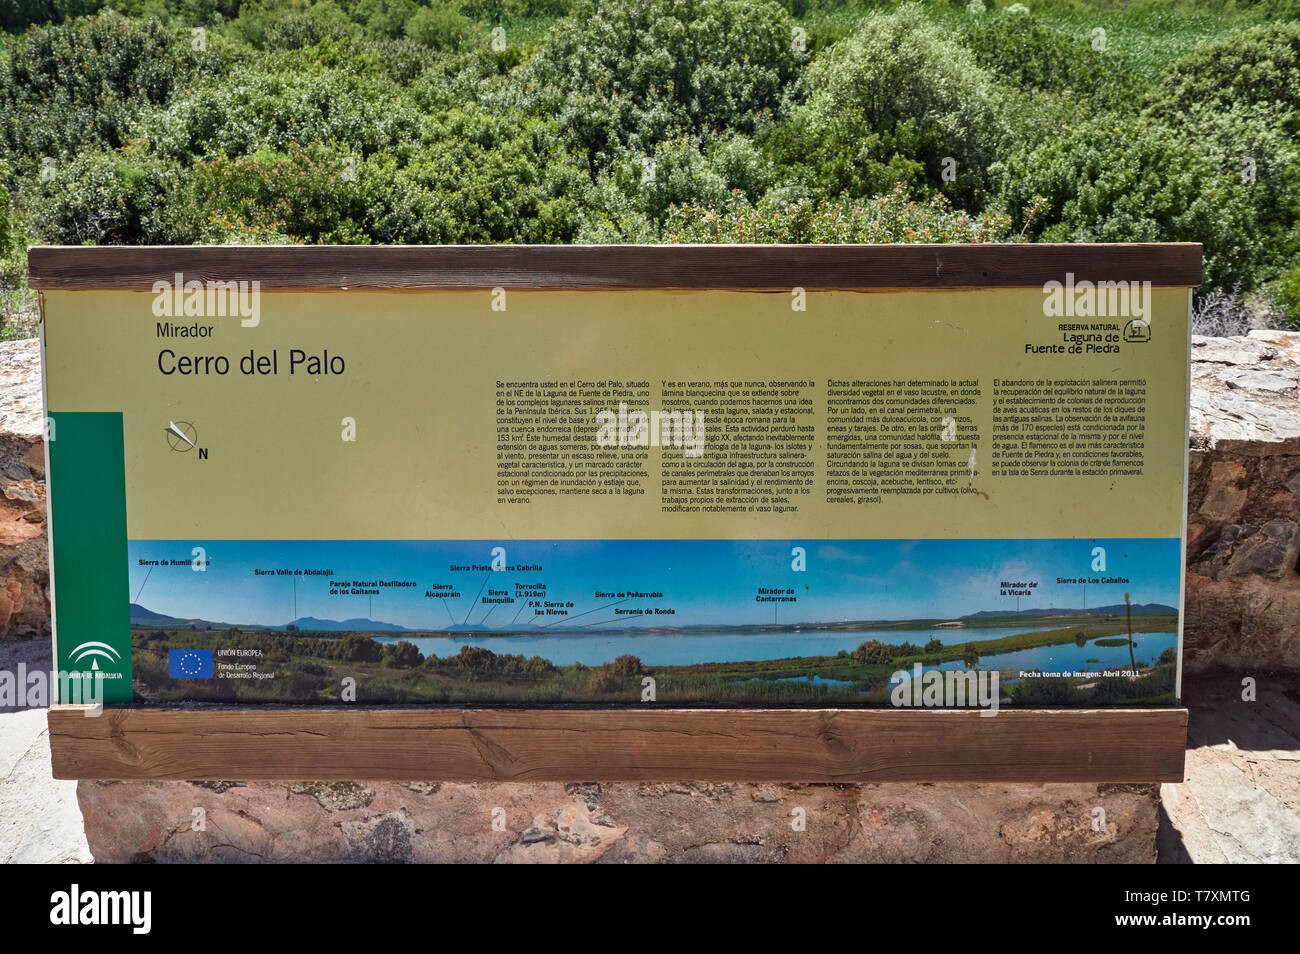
76 778 1159 864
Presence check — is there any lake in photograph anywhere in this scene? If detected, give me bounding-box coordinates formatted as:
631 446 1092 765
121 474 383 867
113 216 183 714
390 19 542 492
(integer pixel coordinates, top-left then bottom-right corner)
377 624 1121 668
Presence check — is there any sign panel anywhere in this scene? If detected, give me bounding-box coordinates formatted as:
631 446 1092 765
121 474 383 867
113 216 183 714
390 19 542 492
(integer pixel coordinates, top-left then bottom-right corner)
38 247 1193 712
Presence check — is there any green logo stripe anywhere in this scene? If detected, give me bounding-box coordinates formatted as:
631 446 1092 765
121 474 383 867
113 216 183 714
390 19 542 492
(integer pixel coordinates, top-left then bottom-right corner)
48 412 132 704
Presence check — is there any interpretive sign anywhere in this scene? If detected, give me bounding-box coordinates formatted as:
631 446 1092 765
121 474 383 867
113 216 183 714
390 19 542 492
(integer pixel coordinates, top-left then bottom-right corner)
33 245 1198 780
33 245 1197 722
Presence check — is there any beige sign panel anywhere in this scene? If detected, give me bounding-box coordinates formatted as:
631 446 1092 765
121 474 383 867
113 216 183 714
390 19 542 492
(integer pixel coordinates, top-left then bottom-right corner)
37 246 1194 711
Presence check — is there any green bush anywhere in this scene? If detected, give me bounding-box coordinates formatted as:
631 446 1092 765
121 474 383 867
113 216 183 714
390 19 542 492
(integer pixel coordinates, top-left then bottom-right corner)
577 136 741 239
177 0 247 23
29 140 180 244
340 633 383 662
520 0 804 170
139 65 423 161
381 640 424 668
766 3 1008 205
359 106 584 243
105 0 245 19
0 180 15 264
232 0 360 49
459 0 571 18
167 143 368 242
1160 103 1300 278
586 667 621 694
403 2 476 50
51 101 583 245
963 12 1132 109
453 644 496 676
1146 25 1300 278
434 645 557 677
403 39 527 113
347 35 452 83
1146 22 1300 138
353 0 419 38
853 640 893 665
1268 265 1300 328
0 13 228 176
611 654 643 676
994 115 1263 290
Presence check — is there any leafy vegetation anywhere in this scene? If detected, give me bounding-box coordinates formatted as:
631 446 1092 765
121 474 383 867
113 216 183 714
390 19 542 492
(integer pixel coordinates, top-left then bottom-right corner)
3 0 1298 338
766 4 1007 206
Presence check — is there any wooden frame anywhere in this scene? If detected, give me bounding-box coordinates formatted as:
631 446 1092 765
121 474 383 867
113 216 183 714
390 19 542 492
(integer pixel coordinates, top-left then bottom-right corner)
28 243 1203 291
37 243 1195 782
48 705 1188 782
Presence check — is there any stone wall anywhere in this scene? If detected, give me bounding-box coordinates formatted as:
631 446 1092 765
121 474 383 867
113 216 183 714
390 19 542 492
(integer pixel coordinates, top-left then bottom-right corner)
76 779 1159 863
0 339 48 639
1185 331 1300 672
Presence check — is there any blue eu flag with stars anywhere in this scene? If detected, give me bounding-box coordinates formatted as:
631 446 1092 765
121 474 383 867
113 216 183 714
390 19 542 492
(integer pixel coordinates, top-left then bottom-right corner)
169 649 213 679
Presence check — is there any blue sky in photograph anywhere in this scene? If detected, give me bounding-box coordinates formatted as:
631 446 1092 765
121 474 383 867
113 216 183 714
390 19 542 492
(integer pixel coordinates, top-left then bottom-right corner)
127 537 1181 631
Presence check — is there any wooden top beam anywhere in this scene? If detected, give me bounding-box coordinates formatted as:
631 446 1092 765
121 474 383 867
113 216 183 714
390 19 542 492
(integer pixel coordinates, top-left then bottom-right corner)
47 705 1188 782
28 244 1203 291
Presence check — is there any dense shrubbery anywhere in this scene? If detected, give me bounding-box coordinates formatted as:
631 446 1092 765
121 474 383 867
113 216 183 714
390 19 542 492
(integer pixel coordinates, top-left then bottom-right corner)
520 0 804 170
1143 22 1300 308
994 115 1264 290
381 639 423 667
28 140 180 244
766 4 1006 206
139 64 424 160
173 144 369 242
360 106 584 242
1 0 108 30
0 177 17 263
576 134 774 240
0 13 228 177
435 644 556 678
660 186 1010 244
852 640 893 665
1145 21 1300 133
230 0 483 49
965 11 1119 102
2 1 1299 324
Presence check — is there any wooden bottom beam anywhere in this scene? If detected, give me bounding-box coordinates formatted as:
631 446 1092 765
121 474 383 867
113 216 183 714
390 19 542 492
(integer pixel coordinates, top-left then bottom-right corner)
47 706 1187 783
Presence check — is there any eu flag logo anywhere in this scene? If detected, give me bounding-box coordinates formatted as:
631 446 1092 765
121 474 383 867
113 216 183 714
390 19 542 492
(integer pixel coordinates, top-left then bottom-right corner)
169 649 213 679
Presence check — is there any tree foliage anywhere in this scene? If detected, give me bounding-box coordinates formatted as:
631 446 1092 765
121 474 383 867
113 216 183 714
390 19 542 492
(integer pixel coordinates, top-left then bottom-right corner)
995 115 1263 290
2 0 1297 313
521 0 804 171
767 4 1007 206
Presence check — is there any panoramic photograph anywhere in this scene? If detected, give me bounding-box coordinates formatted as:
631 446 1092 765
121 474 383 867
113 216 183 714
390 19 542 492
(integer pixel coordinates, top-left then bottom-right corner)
124 537 1182 705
